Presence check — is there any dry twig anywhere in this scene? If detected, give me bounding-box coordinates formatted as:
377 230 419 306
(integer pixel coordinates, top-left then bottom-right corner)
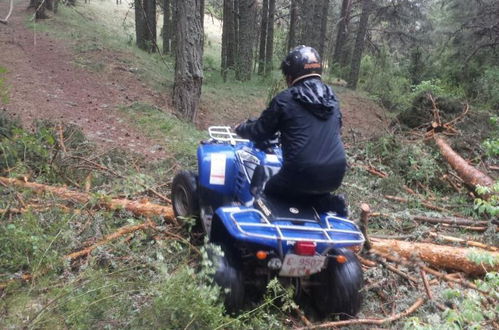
296 297 426 329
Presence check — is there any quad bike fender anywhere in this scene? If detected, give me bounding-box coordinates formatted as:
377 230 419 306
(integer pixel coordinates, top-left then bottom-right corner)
213 207 282 250
197 144 238 196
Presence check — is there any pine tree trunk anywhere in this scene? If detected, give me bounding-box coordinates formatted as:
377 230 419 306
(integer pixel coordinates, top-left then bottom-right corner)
347 0 371 89
221 0 236 80
46 0 53 11
144 0 157 52
264 0 275 75
258 0 269 76
162 0 172 54
35 0 48 19
434 136 494 190
332 0 352 71
287 0 298 51
236 0 257 81
135 0 157 52
298 1 313 46
135 0 147 50
318 0 329 57
173 0 204 121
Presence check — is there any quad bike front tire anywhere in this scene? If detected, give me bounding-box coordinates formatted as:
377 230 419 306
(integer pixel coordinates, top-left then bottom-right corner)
172 170 200 220
311 248 363 319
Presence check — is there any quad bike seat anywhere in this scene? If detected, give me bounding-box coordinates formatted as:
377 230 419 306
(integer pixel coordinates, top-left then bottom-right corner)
250 164 348 218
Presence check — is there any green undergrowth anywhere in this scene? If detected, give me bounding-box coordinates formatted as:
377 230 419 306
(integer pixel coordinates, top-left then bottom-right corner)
0 115 293 328
118 102 205 167
0 66 9 104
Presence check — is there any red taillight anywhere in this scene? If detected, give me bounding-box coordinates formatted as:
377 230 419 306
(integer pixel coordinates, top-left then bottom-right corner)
294 241 316 256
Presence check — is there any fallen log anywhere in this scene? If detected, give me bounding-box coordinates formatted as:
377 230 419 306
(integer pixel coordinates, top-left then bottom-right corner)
0 177 175 221
371 238 499 276
434 136 494 192
414 216 489 227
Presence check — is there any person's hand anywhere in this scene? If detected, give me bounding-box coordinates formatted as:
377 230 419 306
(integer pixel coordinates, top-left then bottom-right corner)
235 118 256 138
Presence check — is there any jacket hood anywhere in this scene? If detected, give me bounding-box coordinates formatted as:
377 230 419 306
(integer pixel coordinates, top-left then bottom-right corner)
290 78 339 120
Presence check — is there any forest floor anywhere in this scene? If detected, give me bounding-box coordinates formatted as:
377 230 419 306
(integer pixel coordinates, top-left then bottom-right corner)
0 1 388 161
0 1 497 329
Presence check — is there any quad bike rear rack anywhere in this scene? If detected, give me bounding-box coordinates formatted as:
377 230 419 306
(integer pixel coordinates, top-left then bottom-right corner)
225 208 365 248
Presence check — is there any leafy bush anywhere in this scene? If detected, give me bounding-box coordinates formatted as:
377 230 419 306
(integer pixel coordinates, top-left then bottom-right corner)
474 182 499 217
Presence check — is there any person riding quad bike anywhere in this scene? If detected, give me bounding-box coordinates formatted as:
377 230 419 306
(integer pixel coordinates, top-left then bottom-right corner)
235 45 347 216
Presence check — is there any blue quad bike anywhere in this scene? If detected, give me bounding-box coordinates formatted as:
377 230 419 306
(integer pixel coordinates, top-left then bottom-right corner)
171 126 365 318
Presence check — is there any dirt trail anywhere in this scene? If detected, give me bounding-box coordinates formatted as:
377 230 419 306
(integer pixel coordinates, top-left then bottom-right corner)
0 2 168 158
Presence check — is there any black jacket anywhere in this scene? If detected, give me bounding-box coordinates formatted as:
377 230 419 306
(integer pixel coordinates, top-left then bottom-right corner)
236 78 346 193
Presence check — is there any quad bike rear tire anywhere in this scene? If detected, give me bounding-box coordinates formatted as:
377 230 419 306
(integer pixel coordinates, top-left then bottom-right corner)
172 170 200 222
207 244 245 314
311 248 363 319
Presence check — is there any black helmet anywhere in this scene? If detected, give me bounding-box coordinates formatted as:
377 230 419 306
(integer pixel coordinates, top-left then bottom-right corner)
281 45 322 85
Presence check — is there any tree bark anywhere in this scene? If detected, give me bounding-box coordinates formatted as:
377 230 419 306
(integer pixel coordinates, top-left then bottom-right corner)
162 0 172 54
221 0 236 80
318 0 329 57
144 0 157 52
264 0 275 76
347 0 371 89
235 0 257 81
287 0 298 51
434 136 494 190
135 0 157 52
258 0 269 76
34 0 48 19
173 0 204 121
331 0 352 72
46 0 53 11
135 0 147 50
371 238 499 276
0 177 174 220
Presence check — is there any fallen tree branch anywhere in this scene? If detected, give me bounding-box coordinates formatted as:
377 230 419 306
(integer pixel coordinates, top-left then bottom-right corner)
69 156 172 204
429 232 498 252
0 273 32 290
371 238 499 275
351 163 388 178
0 177 175 221
0 0 13 24
420 269 433 300
359 203 372 251
384 195 453 214
440 224 489 232
381 259 418 284
296 297 425 329
434 136 494 193
414 216 489 227
372 250 488 295
65 221 156 260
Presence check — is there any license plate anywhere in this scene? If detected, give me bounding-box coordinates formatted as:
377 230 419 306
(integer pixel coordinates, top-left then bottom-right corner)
279 254 326 277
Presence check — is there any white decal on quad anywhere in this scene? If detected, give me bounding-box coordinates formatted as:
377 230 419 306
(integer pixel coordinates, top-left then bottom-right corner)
209 153 226 185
